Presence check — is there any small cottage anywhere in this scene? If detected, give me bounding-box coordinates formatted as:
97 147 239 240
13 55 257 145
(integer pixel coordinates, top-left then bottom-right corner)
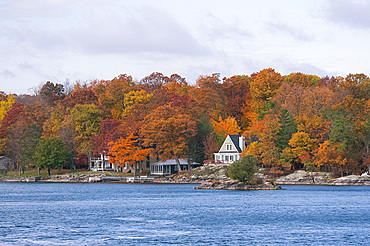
150 159 200 175
0 156 14 175
214 135 246 164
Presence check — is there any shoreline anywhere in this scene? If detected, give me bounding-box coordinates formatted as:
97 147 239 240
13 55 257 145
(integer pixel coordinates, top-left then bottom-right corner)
275 170 370 186
1 178 369 187
1 170 370 188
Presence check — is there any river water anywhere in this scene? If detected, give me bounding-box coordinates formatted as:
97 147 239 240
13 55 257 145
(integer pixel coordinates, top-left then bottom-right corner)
0 183 369 245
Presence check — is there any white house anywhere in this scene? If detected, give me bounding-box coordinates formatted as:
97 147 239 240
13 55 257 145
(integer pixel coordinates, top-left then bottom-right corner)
90 154 114 171
214 135 246 164
90 154 155 173
150 159 201 176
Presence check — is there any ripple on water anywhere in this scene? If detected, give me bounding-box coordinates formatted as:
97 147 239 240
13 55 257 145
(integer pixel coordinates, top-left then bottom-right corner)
0 183 369 245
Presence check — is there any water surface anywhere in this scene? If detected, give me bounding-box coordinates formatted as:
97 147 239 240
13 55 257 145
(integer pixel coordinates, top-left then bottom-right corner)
0 183 369 245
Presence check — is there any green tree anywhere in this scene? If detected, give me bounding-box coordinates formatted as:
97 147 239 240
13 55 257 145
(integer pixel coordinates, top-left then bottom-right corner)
20 124 42 172
227 155 257 183
330 110 361 160
188 115 214 164
34 138 69 176
71 104 103 165
275 109 297 152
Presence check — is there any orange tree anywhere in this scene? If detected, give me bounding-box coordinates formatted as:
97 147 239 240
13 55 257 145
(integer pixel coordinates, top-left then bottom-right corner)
140 104 196 171
108 133 148 174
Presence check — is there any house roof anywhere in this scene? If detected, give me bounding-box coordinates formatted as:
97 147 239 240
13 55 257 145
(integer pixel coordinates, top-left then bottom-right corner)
0 156 13 170
217 151 240 154
151 158 200 166
229 135 243 153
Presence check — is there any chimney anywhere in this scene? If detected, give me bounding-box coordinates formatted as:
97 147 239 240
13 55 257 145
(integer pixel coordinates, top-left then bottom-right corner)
239 135 245 151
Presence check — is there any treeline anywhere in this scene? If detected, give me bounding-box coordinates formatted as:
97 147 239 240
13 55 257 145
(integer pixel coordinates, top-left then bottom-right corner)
0 69 369 176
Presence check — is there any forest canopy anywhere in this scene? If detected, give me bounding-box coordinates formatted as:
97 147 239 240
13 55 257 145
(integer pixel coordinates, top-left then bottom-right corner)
0 69 369 176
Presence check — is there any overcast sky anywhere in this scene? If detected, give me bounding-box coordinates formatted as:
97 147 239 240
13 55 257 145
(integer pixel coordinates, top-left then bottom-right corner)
1 0 369 94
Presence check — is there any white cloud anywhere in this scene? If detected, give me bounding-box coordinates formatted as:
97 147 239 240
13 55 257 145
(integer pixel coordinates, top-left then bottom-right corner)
0 69 15 78
0 0 370 94
266 20 314 42
325 0 370 28
70 7 207 56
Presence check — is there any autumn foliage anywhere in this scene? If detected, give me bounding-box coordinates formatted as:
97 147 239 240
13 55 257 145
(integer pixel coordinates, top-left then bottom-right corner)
0 69 369 176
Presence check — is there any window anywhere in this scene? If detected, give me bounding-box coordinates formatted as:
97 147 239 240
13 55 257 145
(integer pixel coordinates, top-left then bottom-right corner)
225 155 229 161
230 155 234 162
226 144 232 150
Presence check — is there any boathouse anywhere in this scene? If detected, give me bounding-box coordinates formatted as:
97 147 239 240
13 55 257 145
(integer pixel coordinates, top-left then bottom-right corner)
150 159 200 175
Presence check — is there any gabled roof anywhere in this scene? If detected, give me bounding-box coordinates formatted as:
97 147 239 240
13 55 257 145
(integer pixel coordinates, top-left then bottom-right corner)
0 156 13 169
229 135 243 153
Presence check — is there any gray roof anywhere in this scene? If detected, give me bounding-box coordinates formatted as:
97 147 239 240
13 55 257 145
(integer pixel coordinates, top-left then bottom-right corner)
0 156 13 170
151 158 200 166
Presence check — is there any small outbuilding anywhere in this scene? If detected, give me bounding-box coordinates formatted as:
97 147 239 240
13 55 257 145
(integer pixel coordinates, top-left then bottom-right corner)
0 156 14 175
150 159 200 176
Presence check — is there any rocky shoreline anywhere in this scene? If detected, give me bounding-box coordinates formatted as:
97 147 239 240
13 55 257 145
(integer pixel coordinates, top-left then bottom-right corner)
275 170 370 186
1 168 370 188
194 180 281 190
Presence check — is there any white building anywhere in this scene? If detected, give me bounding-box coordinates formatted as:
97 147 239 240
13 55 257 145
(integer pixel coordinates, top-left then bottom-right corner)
150 159 200 175
90 154 114 171
214 135 246 164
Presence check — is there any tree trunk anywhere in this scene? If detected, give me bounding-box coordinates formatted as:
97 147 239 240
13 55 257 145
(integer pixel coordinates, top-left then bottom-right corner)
48 167 51 176
38 167 40 175
134 162 137 177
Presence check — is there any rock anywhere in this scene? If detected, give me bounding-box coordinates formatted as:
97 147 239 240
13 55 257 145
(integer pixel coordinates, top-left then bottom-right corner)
194 180 281 190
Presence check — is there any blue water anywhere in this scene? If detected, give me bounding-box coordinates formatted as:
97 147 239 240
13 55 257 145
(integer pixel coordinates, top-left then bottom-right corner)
0 183 369 245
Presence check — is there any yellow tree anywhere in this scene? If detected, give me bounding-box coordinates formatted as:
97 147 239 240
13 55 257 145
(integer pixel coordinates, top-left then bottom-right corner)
296 115 331 143
140 104 196 171
108 133 149 175
250 68 282 116
211 116 240 138
242 113 281 174
280 131 316 170
42 105 64 139
312 141 347 174
283 72 320 87
0 94 15 126
122 90 152 116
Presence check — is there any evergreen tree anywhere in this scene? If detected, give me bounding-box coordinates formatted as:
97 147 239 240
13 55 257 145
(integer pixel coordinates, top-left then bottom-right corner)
275 109 297 152
20 124 42 169
188 116 213 164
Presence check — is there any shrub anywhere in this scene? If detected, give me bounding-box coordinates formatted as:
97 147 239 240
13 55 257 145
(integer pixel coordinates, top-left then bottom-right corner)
226 155 257 183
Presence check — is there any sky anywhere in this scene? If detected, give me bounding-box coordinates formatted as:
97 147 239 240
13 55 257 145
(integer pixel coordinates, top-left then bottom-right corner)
1 0 370 94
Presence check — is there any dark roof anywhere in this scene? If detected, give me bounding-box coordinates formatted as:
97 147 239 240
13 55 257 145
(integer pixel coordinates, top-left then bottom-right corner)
229 135 243 153
217 151 240 154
